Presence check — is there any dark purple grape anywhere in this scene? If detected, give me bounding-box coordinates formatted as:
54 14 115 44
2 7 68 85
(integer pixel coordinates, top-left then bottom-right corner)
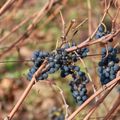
98 46 119 85
82 95 88 101
76 96 82 101
72 91 79 97
49 62 54 67
63 66 69 72
74 66 80 71
78 100 83 105
49 68 55 74
79 90 85 96
48 57 53 62
98 24 104 32
42 73 48 79
95 23 113 43
114 65 119 71
49 107 65 120
81 87 87 93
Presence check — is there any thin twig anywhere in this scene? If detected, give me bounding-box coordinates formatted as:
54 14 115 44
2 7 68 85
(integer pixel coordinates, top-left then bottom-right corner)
53 84 69 119
71 18 88 39
61 19 76 43
60 19 76 47
87 0 92 36
64 19 76 41
112 7 120 31
0 12 37 44
40 0 68 29
60 11 65 37
0 59 32 63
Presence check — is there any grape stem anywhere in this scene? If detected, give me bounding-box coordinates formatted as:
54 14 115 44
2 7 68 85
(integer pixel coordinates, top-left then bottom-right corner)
53 84 69 119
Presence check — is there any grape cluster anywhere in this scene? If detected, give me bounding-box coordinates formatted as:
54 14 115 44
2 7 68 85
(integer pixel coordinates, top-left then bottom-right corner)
95 24 113 42
49 107 65 120
27 42 89 104
59 64 89 104
98 46 120 85
27 42 89 81
69 65 89 105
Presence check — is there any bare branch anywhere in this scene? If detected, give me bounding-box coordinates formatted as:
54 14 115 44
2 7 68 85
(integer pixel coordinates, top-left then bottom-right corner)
6 60 48 120
67 75 120 120
0 0 17 16
103 95 120 120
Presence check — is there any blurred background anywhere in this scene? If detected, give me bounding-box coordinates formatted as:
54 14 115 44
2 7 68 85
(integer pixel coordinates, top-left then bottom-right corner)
0 0 120 120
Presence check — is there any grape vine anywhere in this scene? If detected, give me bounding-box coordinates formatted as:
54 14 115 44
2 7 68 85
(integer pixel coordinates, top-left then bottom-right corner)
27 42 90 105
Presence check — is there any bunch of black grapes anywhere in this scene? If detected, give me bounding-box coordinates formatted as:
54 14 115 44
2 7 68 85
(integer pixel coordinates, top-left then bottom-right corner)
95 24 113 42
98 46 120 85
49 107 65 120
27 42 89 104
68 65 89 105
60 64 89 105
